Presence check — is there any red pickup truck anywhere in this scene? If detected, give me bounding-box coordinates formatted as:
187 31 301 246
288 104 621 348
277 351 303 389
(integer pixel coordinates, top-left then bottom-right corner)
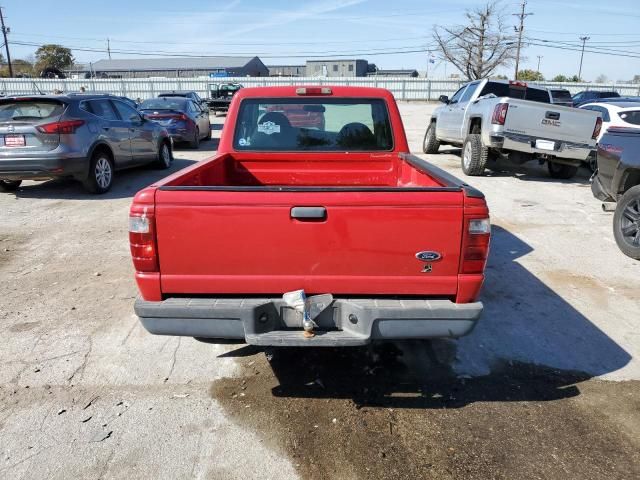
129 86 490 347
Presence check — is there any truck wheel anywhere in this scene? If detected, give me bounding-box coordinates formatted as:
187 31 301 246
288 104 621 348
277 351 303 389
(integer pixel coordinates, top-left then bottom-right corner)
461 134 488 176
613 184 640 260
189 128 200 149
0 180 22 192
155 141 173 169
83 151 114 194
547 162 578 179
422 122 440 154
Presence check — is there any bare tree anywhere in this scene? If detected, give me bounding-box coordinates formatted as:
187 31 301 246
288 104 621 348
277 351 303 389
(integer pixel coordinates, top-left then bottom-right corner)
432 1 516 80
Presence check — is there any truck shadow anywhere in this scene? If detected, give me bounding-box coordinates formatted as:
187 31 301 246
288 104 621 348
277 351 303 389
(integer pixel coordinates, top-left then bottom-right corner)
10 158 198 200
224 225 631 409
440 148 592 185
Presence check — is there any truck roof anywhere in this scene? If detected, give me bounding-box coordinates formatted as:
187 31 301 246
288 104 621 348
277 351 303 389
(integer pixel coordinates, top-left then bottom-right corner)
233 85 396 101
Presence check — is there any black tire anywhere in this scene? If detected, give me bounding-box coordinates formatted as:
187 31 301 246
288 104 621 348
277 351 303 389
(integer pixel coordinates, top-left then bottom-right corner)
588 153 597 173
189 128 200 149
0 180 22 192
83 151 114 194
461 134 489 176
422 122 440 154
613 184 640 260
155 141 173 169
547 162 579 179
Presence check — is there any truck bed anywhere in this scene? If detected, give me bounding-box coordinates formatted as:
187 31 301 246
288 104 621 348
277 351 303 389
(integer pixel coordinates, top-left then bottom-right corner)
161 152 446 189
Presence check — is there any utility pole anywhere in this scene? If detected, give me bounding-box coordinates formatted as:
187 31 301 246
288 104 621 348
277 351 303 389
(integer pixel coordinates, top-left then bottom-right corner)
536 55 542 73
513 0 533 80
578 36 589 81
107 37 111 59
0 7 12 77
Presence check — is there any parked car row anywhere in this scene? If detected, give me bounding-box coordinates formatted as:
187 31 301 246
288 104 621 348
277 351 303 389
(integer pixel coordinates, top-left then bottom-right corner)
420 78 640 260
0 90 214 194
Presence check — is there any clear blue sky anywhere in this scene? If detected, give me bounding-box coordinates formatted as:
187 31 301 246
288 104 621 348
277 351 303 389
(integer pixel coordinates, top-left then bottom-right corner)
4 0 640 81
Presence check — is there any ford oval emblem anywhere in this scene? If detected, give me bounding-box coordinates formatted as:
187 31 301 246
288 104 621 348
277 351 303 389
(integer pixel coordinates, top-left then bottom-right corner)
416 251 442 262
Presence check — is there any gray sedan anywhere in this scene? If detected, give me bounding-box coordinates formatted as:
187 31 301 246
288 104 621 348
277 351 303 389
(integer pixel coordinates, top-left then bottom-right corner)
0 94 172 194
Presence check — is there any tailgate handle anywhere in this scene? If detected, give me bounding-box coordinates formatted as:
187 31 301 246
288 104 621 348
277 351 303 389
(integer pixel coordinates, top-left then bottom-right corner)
545 111 560 120
291 206 326 220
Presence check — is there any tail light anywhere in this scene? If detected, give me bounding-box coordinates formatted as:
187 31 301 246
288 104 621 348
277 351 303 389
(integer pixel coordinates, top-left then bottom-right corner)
129 213 158 272
146 113 188 121
36 119 85 134
592 117 603 140
491 103 509 125
296 87 332 96
460 218 491 274
509 80 528 88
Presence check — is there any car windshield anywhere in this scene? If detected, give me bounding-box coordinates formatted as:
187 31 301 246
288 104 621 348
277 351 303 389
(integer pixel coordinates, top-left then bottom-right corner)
551 90 572 100
139 98 187 111
619 110 640 126
233 98 393 151
0 99 65 122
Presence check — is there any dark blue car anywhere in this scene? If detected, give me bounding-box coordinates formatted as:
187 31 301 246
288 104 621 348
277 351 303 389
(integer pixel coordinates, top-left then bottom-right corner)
139 97 211 148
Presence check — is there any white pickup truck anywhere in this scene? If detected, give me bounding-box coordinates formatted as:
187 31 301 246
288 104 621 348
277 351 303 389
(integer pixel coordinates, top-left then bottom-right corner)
423 79 603 179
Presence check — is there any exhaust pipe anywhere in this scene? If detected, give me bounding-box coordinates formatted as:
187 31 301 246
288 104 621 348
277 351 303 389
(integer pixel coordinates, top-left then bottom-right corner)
602 202 616 212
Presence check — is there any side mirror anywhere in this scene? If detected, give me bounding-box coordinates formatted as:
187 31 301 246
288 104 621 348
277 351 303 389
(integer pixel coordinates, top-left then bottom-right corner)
439 95 450 104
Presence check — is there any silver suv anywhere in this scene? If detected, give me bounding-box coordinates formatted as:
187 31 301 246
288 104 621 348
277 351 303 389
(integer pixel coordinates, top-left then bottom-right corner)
0 94 173 194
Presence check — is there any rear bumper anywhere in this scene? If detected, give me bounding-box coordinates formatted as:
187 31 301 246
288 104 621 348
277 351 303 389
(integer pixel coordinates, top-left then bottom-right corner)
0 154 87 180
135 297 483 347
496 132 594 162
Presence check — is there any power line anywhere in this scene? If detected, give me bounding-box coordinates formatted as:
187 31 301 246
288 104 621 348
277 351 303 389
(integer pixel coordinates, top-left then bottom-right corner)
513 0 533 80
9 40 434 59
526 41 640 60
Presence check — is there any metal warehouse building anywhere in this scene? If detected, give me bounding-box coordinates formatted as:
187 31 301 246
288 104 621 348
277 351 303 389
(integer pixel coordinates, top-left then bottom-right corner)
72 56 269 79
305 59 369 77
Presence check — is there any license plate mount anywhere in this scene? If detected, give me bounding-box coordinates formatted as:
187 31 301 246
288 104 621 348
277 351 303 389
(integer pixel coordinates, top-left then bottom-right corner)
4 134 25 147
535 139 556 151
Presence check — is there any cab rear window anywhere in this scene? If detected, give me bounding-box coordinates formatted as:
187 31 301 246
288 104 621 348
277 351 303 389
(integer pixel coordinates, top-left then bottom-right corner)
233 98 393 151
479 82 551 103
0 99 65 122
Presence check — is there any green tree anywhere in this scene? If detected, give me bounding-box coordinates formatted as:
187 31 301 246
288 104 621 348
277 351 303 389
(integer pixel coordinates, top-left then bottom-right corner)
34 44 74 74
518 69 544 81
551 74 568 82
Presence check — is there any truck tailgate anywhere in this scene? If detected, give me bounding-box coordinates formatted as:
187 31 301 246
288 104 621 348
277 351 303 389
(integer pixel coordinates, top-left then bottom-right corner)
505 100 598 144
154 189 464 297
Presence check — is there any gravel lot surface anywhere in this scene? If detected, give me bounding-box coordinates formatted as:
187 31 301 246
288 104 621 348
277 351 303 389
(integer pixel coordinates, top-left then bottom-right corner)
1 103 638 479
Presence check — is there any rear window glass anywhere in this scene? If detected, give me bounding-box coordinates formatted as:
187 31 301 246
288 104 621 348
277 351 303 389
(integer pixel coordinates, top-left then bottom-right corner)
0 100 64 121
619 111 640 126
551 90 572 100
479 82 550 103
139 98 187 111
234 98 393 151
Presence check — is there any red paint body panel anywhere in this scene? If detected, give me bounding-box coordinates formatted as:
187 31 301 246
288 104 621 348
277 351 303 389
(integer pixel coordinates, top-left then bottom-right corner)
129 86 489 303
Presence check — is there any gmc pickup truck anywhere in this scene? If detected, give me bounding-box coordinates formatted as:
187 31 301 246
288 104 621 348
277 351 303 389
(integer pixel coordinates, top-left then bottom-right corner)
423 79 602 179
130 86 491 347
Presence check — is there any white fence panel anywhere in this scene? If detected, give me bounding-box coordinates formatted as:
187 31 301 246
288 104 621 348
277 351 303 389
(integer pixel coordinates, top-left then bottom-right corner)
2 77 639 101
